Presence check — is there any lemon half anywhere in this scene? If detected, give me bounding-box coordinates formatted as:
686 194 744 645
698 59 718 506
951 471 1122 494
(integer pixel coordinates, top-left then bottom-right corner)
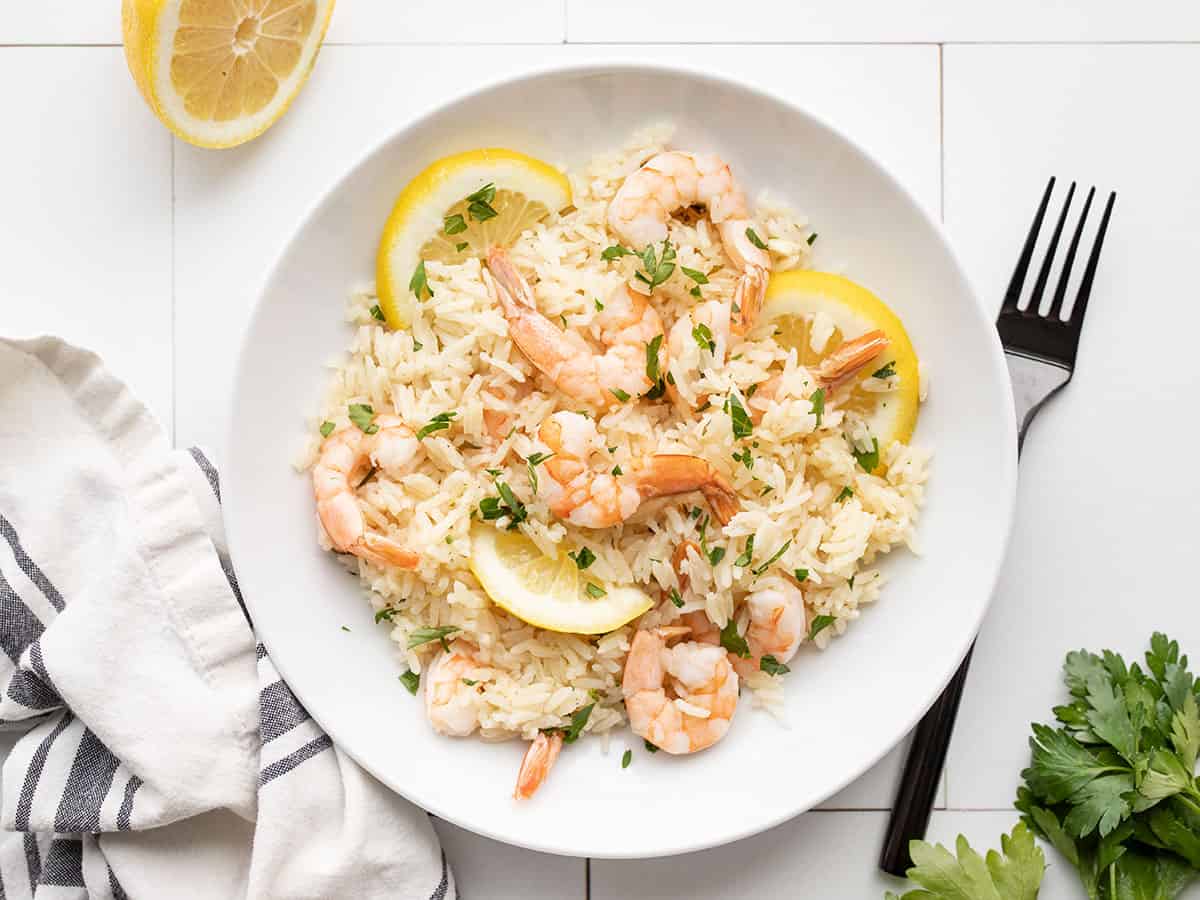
122 0 335 149
376 149 572 328
762 270 920 450
469 525 652 635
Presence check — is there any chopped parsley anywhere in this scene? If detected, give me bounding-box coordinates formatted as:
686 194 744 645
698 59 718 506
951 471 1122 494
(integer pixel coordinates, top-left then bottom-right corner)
732 447 754 470
707 545 726 566
760 655 791 676
562 703 594 743
585 582 607 599
399 670 420 694
369 303 386 322
455 241 469 253
611 465 623 476
407 625 460 651
728 391 753 439
621 749 632 769
478 479 527 529
720 618 751 658
462 678 478 686
601 244 635 261
416 411 456 440
689 506 703 520
409 260 433 301
413 338 424 351
466 183 498 221
443 213 467 235
634 239 676 291
341 625 351 632
806 232 819 246
319 420 336 438
374 607 399 624
645 334 664 384
734 535 756 568
569 547 596 570
852 437 880 472
848 575 856 589
692 322 716 353
793 568 809 582
680 266 709 285
836 486 854 502
810 388 825 427
348 403 379 434
745 227 768 250
872 360 897 379
760 485 774 497
594 298 605 311
752 540 792 576
690 286 702 298
809 615 836 640
644 739 659 753
669 588 684 608
525 451 553 494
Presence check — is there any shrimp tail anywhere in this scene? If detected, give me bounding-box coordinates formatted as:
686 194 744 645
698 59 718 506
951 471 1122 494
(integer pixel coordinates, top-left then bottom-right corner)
632 455 740 525
816 329 890 391
357 534 420 569
514 731 564 800
484 247 537 312
730 265 768 335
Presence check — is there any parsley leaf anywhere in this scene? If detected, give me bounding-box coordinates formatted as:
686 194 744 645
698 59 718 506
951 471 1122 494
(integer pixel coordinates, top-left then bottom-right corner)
562 703 594 743
872 360 897 379
585 582 606 599
836 486 854 502
852 437 880 472
669 588 684 608
810 388 825 427
407 625 460 651
760 655 791 676
621 749 632 769
462 678 478 686
720 618 750 658
612 465 623 476
443 213 467 235
745 227 768 250
369 303 386 322
680 266 709 285
807 232 819 246
374 607 399 624
635 239 676 291
409 260 433 300
399 670 420 694
753 540 792 576
568 547 596 570
728 391 753 439
595 298 605 311
416 411 456 440
348 403 379 434
602 244 635 261
734 535 755 568
690 286 702 298
645 334 664 384
466 183 497 221
885 823 1044 900
610 387 631 403
644 739 658 753
413 338 424 351
707 545 726 566
479 479 527 528
455 242 469 252
319 420 336 438
809 615 836 640
692 322 716 354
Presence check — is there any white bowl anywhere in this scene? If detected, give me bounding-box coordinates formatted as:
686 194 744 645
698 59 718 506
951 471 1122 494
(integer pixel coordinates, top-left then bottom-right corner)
225 63 1016 859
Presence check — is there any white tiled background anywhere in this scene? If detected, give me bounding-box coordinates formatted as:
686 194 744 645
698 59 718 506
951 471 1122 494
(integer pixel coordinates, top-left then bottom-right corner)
4 3 1199 897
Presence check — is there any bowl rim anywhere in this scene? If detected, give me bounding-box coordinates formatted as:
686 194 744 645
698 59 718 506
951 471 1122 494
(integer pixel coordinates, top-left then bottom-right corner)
226 57 1018 858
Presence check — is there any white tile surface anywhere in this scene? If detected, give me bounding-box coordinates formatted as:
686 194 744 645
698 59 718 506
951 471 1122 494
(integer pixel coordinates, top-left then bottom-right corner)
173 42 938 463
433 819 585 899
567 0 1200 43
0 4 120 44
0 47 174 429
942 43 1200 809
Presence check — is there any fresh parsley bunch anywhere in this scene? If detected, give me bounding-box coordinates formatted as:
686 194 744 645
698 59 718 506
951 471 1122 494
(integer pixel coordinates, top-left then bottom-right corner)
1015 633 1200 899
885 823 1045 899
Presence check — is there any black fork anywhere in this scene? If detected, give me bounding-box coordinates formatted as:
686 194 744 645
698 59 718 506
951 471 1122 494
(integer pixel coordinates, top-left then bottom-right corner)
879 177 1117 877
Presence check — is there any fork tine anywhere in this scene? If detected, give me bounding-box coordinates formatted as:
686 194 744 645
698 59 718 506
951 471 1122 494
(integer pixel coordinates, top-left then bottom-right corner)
1027 182 1076 317
1046 186 1095 320
1066 191 1116 329
1000 177 1056 315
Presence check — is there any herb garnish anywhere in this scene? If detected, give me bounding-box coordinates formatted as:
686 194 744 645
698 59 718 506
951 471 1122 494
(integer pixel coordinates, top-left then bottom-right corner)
525 451 554 494
692 322 716 354
612 465 623 476
466 183 498 222
602 244 635 261
407 625 460 651
455 242 469 253
645 334 664 385
374 608 399 624
478 479 527 529
720 618 751 658
734 535 756 568
807 232 819 246
341 625 351 632
348 403 379 434
884 823 1044 900
873 360 897 379
562 703 594 743
399 670 420 694
369 304 386 322
622 749 633 769
669 588 684 608
594 298 605 311
610 387 631 403
728 391 753 439
852 437 880 472
809 615 836 640
836 486 854 502
810 388 826 427
753 540 792 577
319 421 336 438
745 227 768 250
634 239 676 291
644 739 659 753
585 582 607 599
409 260 433 300
568 547 596 570
416 411 456 440
761 655 791 676
794 568 809 582
443 213 467 235
732 447 754 470
462 678 478 686
681 266 709 286
413 338 424 351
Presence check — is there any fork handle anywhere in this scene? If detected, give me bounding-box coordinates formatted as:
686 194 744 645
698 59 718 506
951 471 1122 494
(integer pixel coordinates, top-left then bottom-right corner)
878 643 974 875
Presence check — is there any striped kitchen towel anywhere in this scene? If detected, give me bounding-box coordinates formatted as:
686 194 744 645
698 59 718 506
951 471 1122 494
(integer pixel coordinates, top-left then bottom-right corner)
0 337 454 899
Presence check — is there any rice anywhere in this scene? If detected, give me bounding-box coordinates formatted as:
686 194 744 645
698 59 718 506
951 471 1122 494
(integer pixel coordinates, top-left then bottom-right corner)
303 125 930 743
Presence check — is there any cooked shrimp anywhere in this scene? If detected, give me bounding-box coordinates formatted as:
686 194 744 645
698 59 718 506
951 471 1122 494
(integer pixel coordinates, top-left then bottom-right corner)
312 415 421 568
608 151 770 333
514 731 563 800
749 330 892 424
622 629 738 754
483 247 666 407
681 577 806 678
535 411 739 528
424 641 485 737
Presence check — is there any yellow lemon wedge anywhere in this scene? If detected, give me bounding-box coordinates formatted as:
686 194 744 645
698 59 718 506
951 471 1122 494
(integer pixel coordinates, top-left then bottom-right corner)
376 149 573 328
469 524 652 635
121 0 335 149
762 270 921 451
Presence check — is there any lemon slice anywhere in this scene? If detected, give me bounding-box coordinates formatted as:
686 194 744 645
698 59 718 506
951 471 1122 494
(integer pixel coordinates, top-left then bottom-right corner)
469 524 652 635
762 270 921 451
122 0 335 149
376 149 572 328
